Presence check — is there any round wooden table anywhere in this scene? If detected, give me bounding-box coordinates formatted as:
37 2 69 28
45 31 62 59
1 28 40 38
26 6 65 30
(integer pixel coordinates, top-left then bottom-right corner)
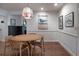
11 34 43 56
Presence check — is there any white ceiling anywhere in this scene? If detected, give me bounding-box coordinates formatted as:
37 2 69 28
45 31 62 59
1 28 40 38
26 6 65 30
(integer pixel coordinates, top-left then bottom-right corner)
0 3 65 12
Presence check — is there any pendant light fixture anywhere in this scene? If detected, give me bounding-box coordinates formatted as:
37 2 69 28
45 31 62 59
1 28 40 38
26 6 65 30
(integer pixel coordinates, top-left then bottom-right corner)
22 6 33 20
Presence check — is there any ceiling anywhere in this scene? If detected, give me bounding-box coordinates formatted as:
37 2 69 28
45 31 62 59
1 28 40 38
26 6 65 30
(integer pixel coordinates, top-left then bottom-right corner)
0 3 65 12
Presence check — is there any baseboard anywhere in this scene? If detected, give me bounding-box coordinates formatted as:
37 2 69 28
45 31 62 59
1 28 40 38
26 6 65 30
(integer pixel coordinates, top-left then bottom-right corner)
57 31 78 37
58 41 76 56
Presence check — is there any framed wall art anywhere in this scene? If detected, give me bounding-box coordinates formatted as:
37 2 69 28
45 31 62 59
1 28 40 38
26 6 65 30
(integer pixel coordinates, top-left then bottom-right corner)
58 16 63 29
65 12 74 27
10 19 16 26
38 14 48 30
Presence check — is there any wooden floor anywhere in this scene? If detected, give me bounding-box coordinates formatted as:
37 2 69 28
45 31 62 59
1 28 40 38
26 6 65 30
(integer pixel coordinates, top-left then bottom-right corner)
44 42 71 56
0 42 71 56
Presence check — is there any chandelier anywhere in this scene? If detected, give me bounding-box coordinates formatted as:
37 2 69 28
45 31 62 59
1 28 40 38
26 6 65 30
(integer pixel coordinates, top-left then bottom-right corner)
22 7 33 20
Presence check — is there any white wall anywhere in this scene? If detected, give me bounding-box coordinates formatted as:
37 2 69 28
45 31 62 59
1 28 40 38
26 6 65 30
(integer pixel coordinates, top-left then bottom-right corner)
26 6 78 55
8 15 23 26
27 11 58 32
58 4 78 55
27 11 58 42
58 3 77 35
0 9 9 41
76 4 79 56
0 9 24 41
0 10 58 42
26 4 78 55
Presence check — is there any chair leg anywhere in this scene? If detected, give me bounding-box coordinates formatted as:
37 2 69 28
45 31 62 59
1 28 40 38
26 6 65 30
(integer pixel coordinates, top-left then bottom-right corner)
30 44 33 56
32 41 36 56
41 45 42 56
27 47 29 56
43 39 45 56
40 39 43 56
41 38 45 56
20 43 22 56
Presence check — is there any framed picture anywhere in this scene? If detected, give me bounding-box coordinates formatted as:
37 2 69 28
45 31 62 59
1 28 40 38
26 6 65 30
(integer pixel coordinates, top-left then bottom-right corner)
65 12 74 27
10 19 16 26
58 16 63 29
38 15 48 30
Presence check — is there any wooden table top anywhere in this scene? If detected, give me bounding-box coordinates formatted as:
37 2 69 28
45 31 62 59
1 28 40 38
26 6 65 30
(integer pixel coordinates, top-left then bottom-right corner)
11 34 43 42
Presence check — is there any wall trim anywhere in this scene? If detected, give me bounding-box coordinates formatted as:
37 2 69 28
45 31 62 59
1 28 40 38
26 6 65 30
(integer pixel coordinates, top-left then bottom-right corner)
57 31 78 37
28 31 57 32
28 30 78 37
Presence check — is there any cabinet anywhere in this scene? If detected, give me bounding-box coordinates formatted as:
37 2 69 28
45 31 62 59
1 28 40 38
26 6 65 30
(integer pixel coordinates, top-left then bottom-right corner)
8 26 23 36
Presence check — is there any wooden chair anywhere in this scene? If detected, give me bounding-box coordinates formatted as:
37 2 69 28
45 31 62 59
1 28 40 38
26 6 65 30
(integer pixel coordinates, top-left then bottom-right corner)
4 36 29 56
32 37 45 56
28 33 45 56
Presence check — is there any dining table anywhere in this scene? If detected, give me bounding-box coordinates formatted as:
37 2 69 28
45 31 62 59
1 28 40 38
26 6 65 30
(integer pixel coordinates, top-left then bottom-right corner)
11 33 44 56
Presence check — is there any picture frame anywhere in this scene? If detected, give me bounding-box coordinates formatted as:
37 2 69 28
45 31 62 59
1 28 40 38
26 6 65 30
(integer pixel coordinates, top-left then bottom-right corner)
38 14 48 30
65 12 74 27
58 16 63 29
10 19 16 26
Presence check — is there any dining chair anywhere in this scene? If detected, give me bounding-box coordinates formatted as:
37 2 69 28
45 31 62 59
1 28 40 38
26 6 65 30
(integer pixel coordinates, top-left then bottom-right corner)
9 40 30 56
4 35 29 56
28 33 45 56
32 37 45 56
